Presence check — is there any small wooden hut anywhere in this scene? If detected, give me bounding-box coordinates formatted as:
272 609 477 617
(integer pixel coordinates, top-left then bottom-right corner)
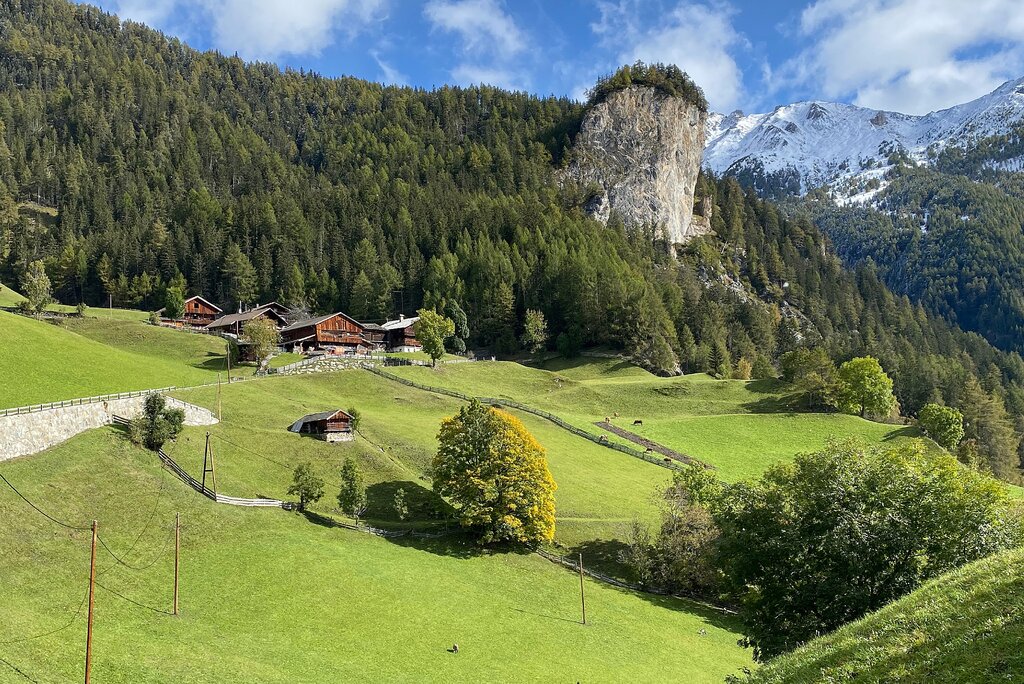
288 409 354 442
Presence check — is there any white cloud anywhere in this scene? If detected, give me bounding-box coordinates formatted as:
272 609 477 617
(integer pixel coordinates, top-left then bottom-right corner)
103 0 386 60
787 0 1024 113
424 0 523 57
451 64 525 90
371 51 408 85
589 1 747 112
423 0 529 90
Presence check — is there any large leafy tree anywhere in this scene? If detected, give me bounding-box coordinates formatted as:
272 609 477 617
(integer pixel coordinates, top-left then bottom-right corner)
416 308 455 367
242 317 280 370
433 400 556 545
712 440 1016 660
835 356 896 418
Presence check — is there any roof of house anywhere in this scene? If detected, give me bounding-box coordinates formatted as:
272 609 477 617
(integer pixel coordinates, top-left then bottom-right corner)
288 409 353 432
184 295 222 313
381 316 419 330
206 304 286 329
281 311 364 333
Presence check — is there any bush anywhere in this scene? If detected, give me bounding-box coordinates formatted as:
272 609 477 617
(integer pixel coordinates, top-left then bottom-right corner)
288 463 325 511
918 403 965 451
713 439 1017 660
337 457 366 518
129 393 184 451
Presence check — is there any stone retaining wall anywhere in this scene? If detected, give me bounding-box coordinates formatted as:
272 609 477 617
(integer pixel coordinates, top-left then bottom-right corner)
0 395 218 462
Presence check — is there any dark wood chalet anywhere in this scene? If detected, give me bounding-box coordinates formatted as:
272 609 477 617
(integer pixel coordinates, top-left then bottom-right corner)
288 409 354 442
280 312 383 353
182 295 222 326
381 315 421 352
205 304 288 336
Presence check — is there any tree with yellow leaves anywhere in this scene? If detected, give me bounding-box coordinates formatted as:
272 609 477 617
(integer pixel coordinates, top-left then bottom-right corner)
433 400 556 545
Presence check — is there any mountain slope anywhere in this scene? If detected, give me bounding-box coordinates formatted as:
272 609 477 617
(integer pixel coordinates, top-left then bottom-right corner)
704 77 1024 199
747 546 1024 683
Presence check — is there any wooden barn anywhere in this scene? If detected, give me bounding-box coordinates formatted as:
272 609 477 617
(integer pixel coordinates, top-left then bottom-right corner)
182 295 222 326
280 312 383 354
382 315 421 352
288 409 354 442
206 304 288 336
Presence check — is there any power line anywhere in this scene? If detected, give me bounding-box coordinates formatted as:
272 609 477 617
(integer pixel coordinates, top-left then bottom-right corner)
211 433 290 469
0 472 92 531
0 578 90 646
94 580 171 616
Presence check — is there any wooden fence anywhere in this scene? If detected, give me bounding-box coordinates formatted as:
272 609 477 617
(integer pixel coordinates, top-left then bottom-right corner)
1 387 178 417
364 367 683 471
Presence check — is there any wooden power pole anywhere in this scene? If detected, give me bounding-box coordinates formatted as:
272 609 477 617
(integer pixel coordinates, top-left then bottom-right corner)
201 433 217 496
579 552 587 626
225 341 232 383
173 513 180 616
85 520 98 684
216 373 222 421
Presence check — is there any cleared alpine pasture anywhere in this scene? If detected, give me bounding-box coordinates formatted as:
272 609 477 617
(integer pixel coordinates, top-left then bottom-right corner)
0 307 980 681
0 430 749 683
385 357 927 481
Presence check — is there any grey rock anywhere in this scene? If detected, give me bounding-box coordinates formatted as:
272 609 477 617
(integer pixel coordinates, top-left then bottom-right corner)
564 86 709 245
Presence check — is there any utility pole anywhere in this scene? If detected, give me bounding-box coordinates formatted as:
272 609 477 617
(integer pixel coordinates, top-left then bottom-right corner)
85 521 98 684
579 552 587 626
173 513 180 616
216 373 222 421
225 340 232 384
201 433 217 496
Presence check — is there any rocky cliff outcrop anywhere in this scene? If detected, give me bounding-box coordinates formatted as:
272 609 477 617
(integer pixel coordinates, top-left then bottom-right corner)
564 86 709 245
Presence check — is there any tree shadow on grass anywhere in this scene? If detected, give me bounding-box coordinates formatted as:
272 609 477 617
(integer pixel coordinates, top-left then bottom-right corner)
193 354 229 372
365 479 451 522
882 426 920 441
556 538 742 633
741 392 814 413
566 538 635 582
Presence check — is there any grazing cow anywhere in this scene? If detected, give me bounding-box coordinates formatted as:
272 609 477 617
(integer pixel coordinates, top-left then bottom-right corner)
604 416 610 423
632 419 643 426
452 643 459 654
599 435 608 443
645 446 653 453
613 412 619 418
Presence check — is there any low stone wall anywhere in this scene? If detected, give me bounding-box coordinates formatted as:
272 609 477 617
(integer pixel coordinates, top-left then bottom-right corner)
0 395 218 462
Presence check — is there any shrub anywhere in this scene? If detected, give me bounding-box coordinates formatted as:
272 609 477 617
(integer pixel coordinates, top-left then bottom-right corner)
337 457 366 518
129 393 184 451
288 463 325 512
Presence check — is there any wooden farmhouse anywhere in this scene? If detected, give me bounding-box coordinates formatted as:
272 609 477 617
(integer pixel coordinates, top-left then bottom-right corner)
280 312 383 354
206 304 288 337
288 409 354 442
381 315 421 352
180 295 222 326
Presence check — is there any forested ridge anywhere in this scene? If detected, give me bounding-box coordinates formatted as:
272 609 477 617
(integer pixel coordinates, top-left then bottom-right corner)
1 0 1023 480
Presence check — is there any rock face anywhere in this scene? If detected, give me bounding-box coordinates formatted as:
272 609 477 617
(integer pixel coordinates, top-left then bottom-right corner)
565 86 708 244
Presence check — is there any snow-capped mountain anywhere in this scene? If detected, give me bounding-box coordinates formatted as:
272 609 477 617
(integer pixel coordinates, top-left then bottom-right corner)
703 77 1024 201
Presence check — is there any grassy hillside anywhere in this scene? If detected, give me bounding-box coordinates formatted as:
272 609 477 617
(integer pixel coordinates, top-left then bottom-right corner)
0 311 238 408
748 546 1024 683
0 427 751 682
388 359 924 481
171 370 672 551
0 282 26 307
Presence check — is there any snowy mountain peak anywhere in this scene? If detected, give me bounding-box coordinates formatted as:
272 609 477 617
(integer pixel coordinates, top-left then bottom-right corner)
703 77 1024 200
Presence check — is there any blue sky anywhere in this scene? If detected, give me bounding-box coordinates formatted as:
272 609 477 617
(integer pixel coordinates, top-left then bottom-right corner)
82 0 1024 115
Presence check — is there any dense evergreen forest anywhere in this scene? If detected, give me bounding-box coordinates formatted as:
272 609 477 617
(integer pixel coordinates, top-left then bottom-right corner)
1 0 1023 480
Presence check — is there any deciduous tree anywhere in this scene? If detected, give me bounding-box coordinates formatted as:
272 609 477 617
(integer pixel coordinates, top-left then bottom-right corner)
416 308 455 367
433 400 556 544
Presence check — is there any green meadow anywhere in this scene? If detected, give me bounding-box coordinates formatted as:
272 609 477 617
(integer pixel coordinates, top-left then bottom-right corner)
387 358 925 481
0 420 749 683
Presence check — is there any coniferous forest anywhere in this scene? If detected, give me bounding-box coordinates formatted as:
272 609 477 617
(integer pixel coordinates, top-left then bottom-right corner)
1 0 1023 480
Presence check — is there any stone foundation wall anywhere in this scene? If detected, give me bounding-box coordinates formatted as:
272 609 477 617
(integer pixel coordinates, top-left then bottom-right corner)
0 395 218 462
